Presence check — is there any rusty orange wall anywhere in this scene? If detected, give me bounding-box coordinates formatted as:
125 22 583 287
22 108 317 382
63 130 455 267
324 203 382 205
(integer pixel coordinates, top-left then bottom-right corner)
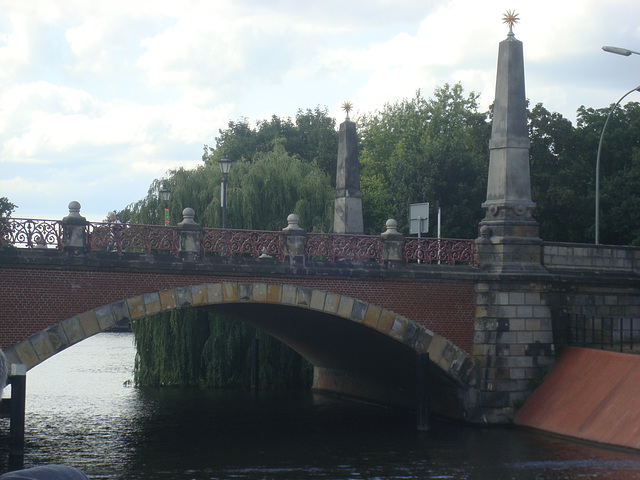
514 347 640 450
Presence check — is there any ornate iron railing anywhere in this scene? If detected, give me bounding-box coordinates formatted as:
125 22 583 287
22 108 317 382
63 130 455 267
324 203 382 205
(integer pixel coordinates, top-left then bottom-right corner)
0 217 478 267
86 222 180 255
0 218 63 249
403 237 477 266
201 228 286 260
306 233 384 263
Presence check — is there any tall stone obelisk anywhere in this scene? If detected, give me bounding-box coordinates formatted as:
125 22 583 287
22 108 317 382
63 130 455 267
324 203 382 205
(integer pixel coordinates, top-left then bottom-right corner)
477 15 542 272
334 104 364 234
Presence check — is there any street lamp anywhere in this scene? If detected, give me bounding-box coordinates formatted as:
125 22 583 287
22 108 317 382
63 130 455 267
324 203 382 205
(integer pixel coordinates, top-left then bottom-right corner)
159 186 171 226
602 46 640 57
595 45 640 244
218 157 232 228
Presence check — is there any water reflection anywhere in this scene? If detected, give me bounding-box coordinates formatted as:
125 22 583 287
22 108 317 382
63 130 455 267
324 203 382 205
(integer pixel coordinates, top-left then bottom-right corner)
2 332 640 479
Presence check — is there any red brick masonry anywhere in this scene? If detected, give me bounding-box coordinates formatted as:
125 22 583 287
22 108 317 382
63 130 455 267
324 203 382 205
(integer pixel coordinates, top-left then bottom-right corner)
0 268 476 352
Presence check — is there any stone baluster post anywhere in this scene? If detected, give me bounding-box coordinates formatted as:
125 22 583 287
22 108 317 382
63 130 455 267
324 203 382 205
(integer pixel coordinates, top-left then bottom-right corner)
62 201 87 252
177 207 202 261
283 214 306 266
381 219 404 265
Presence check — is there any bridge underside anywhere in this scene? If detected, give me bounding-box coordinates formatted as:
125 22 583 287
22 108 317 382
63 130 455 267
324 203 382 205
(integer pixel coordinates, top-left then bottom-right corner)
205 303 469 417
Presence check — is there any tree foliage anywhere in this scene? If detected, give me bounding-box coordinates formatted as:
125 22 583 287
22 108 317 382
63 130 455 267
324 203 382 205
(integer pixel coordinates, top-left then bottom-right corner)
203 106 339 181
0 197 16 218
358 84 490 237
132 310 312 389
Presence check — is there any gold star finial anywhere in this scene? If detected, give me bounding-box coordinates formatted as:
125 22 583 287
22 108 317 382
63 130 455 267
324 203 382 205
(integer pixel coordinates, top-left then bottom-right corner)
342 101 353 120
502 10 519 36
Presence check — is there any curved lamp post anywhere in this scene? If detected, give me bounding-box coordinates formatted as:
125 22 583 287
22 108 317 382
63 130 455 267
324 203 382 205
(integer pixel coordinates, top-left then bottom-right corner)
595 45 640 245
159 187 171 226
219 157 232 229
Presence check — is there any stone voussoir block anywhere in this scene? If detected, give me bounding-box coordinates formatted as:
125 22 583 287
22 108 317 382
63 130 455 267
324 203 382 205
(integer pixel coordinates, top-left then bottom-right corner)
221 282 238 302
142 292 162 316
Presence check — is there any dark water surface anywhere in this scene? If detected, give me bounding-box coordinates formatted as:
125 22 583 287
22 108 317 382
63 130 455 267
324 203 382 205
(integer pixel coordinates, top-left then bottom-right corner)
3 332 640 479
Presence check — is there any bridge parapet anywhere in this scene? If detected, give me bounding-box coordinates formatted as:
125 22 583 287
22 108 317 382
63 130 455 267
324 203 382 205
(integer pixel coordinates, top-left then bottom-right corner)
543 242 640 274
0 204 477 267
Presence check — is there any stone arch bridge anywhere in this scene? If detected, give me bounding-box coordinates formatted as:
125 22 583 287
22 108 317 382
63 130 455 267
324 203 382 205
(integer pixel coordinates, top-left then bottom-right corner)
1 208 639 424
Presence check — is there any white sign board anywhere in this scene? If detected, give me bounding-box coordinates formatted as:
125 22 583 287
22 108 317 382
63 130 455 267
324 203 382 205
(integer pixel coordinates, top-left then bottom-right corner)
409 202 429 234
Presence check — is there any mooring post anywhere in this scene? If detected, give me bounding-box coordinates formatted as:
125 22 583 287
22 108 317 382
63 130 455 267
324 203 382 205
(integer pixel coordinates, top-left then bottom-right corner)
250 338 259 392
9 364 26 469
416 353 430 431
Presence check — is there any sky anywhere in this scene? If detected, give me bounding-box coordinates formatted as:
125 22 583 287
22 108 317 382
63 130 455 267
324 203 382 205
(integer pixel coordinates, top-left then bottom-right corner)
1 0 639 222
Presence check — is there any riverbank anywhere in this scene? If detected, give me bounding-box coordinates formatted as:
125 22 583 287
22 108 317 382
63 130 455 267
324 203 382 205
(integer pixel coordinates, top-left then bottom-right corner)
514 346 640 450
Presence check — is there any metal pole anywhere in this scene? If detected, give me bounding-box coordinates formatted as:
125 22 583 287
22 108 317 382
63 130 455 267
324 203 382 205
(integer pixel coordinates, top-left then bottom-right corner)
221 176 228 229
416 353 430 431
595 85 640 244
8 364 26 470
250 338 259 392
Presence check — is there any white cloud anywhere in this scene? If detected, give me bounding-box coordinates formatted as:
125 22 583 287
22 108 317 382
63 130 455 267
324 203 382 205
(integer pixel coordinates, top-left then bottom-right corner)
1 0 640 221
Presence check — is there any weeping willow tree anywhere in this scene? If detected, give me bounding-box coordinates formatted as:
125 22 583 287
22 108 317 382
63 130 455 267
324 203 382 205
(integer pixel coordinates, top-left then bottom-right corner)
132 310 313 389
124 143 334 389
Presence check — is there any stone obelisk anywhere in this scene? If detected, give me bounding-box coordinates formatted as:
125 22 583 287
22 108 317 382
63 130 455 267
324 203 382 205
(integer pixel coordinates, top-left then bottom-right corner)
477 15 542 272
334 104 364 234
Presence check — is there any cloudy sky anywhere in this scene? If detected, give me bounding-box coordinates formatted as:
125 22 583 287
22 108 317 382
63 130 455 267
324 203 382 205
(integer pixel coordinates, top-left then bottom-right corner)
1 0 639 222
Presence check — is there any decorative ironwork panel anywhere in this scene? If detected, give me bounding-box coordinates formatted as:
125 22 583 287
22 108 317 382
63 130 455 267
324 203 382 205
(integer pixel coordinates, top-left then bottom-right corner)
87 222 179 254
306 233 383 263
403 238 477 266
0 218 62 250
201 228 285 260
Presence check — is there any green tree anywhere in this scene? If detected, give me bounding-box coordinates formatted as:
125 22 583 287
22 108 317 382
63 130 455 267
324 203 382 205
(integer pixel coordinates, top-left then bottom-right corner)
0 197 16 218
574 101 640 244
204 107 338 181
527 103 588 242
359 84 490 237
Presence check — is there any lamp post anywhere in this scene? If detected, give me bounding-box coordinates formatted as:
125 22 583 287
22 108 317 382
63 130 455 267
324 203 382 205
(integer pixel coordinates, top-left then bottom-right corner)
159 186 171 226
218 157 232 229
595 45 640 244
602 45 640 57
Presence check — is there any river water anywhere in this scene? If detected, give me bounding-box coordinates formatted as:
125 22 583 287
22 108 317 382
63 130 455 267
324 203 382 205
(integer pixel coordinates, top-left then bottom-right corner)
2 332 640 479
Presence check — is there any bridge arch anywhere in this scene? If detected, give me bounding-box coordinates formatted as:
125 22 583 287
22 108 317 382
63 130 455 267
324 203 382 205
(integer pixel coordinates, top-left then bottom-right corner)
4 282 472 407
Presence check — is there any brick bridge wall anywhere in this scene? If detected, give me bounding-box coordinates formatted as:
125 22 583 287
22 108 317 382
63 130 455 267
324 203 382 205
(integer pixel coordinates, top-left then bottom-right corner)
0 264 477 353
